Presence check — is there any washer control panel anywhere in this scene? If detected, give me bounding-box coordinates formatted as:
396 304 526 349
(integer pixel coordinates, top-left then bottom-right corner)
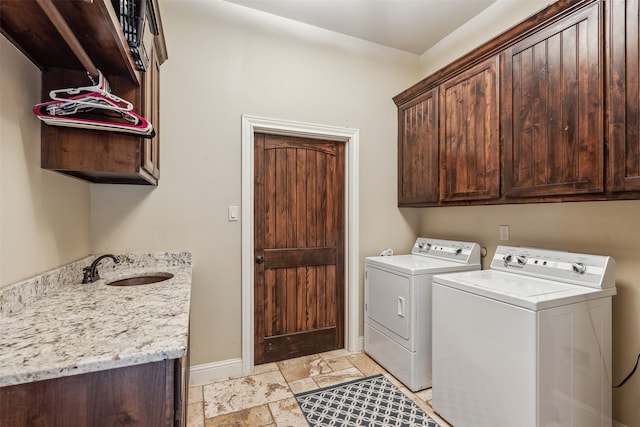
491 246 615 289
411 238 481 264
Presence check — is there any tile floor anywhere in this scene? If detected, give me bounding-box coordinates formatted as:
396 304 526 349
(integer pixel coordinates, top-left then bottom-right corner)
186 349 452 426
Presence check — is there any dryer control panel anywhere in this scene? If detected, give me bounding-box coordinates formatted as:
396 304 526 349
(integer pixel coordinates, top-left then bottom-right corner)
491 246 615 289
411 238 481 265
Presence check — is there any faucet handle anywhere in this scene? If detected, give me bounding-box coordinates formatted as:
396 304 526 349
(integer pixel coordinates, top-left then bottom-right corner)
81 267 92 284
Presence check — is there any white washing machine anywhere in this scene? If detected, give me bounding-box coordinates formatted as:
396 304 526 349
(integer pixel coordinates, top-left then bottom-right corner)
364 238 481 391
432 245 616 427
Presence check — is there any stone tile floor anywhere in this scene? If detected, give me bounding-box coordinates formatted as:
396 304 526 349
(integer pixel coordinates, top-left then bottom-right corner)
187 349 452 426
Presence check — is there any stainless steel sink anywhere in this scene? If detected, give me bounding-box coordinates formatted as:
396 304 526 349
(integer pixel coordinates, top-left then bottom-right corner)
106 272 174 286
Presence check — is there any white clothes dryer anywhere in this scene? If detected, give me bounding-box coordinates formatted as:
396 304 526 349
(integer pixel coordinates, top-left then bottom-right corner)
364 238 481 391
432 245 616 427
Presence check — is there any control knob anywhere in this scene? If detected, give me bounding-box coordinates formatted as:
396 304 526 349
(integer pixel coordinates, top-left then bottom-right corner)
571 262 587 274
516 255 527 265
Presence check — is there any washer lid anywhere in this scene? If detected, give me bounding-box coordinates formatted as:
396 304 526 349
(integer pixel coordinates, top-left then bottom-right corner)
433 270 616 310
365 254 480 275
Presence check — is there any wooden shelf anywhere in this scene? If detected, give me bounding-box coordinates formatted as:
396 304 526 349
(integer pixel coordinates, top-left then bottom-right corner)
0 0 142 85
1 0 167 186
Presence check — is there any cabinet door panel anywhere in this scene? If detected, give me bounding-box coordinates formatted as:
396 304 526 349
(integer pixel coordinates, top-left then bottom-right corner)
398 88 439 205
609 0 640 191
440 57 500 202
503 2 603 197
143 44 161 179
0 361 175 426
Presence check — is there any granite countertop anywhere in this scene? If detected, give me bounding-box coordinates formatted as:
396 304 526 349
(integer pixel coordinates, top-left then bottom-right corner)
0 253 192 387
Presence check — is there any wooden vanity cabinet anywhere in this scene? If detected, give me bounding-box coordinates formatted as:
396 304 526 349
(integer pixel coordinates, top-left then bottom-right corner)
397 88 439 206
609 0 640 192
0 0 167 185
439 56 500 202
0 358 188 427
502 1 604 198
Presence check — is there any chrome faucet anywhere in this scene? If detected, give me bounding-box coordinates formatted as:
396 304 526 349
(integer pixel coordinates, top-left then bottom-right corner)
82 254 120 283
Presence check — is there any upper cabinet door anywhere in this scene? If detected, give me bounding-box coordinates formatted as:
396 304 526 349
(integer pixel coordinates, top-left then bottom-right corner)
439 56 500 202
609 0 640 191
502 2 604 198
397 88 439 206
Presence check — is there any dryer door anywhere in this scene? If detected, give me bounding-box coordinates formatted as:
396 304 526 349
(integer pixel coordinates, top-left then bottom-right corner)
365 265 412 342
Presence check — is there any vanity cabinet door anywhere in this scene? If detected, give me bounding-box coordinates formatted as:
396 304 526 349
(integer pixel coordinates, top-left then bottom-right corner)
609 0 640 191
502 1 603 198
0 360 177 426
439 56 500 202
397 88 439 206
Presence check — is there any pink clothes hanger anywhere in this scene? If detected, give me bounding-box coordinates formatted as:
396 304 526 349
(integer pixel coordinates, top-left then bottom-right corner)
33 70 154 138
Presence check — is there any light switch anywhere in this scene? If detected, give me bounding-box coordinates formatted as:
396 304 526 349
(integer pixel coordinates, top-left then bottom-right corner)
499 225 510 241
228 206 239 221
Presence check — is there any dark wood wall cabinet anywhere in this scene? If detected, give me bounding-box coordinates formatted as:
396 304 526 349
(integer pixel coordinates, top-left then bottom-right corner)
0 0 168 185
440 56 500 202
397 88 440 205
395 0 640 206
609 0 640 191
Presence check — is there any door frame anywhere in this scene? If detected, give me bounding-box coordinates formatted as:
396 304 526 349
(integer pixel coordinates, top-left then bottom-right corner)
241 114 359 374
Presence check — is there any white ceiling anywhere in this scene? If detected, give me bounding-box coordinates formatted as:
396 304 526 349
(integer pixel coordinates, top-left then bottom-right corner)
223 0 498 55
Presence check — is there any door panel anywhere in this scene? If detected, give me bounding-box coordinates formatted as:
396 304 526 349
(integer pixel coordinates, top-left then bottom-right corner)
254 133 345 365
502 2 603 197
439 56 500 202
609 0 640 191
365 267 411 342
398 88 439 206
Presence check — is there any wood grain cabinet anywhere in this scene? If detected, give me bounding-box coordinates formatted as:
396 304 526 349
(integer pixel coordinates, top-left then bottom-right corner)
502 1 604 198
0 358 189 427
397 88 439 206
439 56 500 202
0 0 167 185
609 0 640 192
142 44 162 180
393 0 629 206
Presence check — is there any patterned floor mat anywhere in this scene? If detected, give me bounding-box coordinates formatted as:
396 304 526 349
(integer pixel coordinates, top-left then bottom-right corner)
294 374 441 427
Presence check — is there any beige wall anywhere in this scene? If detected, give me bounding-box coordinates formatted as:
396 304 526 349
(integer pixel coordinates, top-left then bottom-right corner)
90 0 421 366
0 37 90 287
4 0 637 423
419 0 553 78
417 1 640 425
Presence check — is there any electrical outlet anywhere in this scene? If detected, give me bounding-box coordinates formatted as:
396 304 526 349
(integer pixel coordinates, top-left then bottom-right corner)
499 225 510 241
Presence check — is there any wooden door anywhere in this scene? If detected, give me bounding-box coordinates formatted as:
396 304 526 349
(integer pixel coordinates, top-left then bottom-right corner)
397 88 440 206
502 2 603 198
254 133 345 365
439 56 500 202
609 0 640 191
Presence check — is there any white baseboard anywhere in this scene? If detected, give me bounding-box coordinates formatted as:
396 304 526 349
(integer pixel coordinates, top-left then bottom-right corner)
191 337 365 386
189 358 243 386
